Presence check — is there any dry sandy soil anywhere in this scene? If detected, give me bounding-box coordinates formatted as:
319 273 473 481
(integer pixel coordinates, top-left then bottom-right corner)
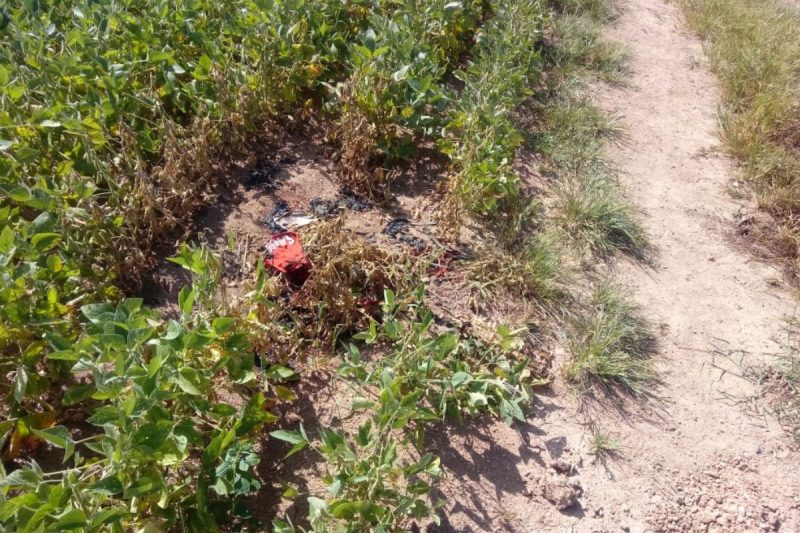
424 0 800 531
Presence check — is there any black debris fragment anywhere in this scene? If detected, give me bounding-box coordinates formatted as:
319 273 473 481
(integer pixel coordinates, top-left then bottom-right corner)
339 190 370 211
309 198 336 218
264 201 292 232
309 189 371 218
383 218 425 250
244 158 281 190
383 218 409 238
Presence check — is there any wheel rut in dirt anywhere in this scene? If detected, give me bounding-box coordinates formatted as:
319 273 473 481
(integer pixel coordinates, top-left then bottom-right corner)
428 1 800 531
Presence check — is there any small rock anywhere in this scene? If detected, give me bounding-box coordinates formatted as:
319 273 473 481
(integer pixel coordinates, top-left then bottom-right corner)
722 503 738 515
541 475 579 511
549 458 575 475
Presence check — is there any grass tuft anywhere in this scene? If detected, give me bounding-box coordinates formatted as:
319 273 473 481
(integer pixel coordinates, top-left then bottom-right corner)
782 356 800 441
548 11 627 82
524 12 645 261
466 229 566 308
588 427 622 457
553 0 620 23
534 94 623 172
556 172 646 258
565 282 656 396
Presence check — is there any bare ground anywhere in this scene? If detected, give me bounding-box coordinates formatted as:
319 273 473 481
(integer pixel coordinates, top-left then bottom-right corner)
427 0 800 531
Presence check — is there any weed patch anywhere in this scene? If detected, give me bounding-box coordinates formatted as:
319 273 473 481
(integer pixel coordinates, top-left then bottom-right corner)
556 172 646 258
548 13 627 82
271 289 537 531
678 0 800 277
565 283 656 397
589 427 622 458
465 230 566 308
521 2 644 261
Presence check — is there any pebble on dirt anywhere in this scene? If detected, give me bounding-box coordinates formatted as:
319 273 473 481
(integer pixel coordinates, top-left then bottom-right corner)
540 474 582 511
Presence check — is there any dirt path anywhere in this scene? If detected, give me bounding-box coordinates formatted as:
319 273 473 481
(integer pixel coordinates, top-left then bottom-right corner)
430 1 800 531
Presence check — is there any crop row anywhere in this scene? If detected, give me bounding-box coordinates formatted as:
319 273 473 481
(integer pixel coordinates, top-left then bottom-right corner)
0 0 549 530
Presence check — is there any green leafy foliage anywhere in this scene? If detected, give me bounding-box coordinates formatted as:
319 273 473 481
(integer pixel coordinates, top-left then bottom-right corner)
272 289 535 532
1 0 552 530
0 0 545 422
442 0 546 215
0 248 271 531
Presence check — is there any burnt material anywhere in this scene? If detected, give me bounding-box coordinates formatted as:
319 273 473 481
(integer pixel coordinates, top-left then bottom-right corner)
244 159 281 190
309 189 371 218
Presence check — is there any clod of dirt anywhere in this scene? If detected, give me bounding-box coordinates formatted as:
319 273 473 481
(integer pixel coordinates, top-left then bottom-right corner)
245 158 282 189
549 458 577 476
540 474 582 511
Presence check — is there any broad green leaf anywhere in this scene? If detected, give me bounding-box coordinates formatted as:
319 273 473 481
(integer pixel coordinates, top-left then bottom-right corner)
81 303 115 323
178 286 196 315
46 350 78 362
308 496 327 525
31 426 75 461
203 429 236 462
266 365 298 381
392 65 410 82
450 371 472 388
364 28 377 52
468 391 488 407
164 320 182 340
89 475 124 496
124 469 164 498
133 420 172 451
62 384 95 405
1 467 41 489
269 429 306 445
174 367 204 396
273 385 296 401
235 392 277 436
0 226 14 253
87 405 121 426
52 509 86 530
89 507 128 527
30 232 61 252
13 366 28 404
0 493 39 521
211 317 235 333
